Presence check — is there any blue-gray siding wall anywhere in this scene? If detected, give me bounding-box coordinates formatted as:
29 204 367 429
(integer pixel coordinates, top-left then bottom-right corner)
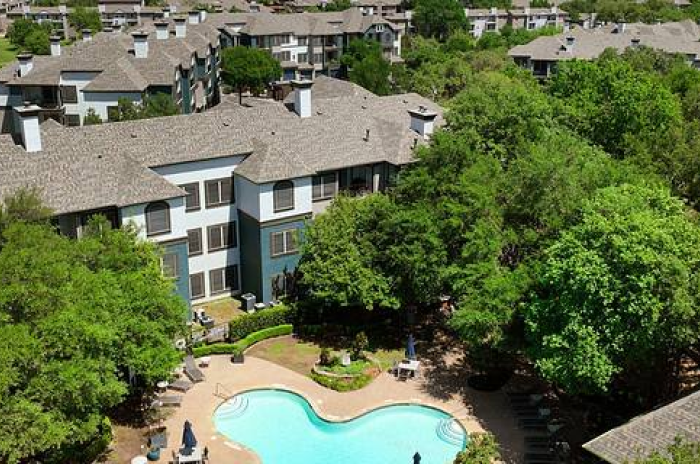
260 219 306 303
163 240 191 316
239 211 263 300
238 210 306 303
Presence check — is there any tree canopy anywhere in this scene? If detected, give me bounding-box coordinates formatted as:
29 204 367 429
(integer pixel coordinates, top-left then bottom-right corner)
220 46 282 104
68 7 102 33
413 0 468 41
7 19 53 55
0 192 187 463
341 39 392 95
108 94 180 122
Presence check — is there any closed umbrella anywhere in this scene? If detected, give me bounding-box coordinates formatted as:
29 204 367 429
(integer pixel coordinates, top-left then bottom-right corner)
181 420 197 455
406 334 416 360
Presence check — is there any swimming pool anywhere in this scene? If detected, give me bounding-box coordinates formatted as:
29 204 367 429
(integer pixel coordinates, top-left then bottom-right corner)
213 389 467 464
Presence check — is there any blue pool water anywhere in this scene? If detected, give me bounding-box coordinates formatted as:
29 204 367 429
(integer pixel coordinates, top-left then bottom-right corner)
213 389 467 464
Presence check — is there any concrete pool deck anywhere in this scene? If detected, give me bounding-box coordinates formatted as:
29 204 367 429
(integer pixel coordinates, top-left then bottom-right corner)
158 353 525 463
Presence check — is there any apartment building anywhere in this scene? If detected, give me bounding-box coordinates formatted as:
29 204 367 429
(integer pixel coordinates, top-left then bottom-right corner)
0 14 221 135
0 78 441 307
218 10 403 80
509 20 700 78
465 6 567 38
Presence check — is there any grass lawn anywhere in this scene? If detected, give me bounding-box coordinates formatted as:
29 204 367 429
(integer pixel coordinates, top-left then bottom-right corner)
193 297 246 326
0 39 18 68
247 336 323 377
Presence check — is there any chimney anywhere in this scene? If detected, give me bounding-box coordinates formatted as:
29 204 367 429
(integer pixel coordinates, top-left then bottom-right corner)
188 10 200 24
50 35 61 56
291 79 313 118
565 35 575 52
98 3 105 13
199 9 207 23
14 103 42 153
616 22 626 34
82 28 92 42
155 21 169 40
408 105 437 139
489 7 497 15
550 6 557 14
174 16 187 38
17 53 33 77
132 31 149 58
162 5 170 18
59 4 67 15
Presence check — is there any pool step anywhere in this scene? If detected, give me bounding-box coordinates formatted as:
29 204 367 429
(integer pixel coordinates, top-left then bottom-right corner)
217 396 249 419
436 419 466 446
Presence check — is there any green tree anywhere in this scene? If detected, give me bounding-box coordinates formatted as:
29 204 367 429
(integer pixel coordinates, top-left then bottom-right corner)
299 195 398 310
526 185 700 395
7 19 52 53
83 108 103 125
0 192 187 463
68 7 102 33
220 46 281 105
414 0 468 41
633 438 700 464
341 39 391 95
549 56 683 160
322 0 351 11
141 92 180 118
453 433 501 464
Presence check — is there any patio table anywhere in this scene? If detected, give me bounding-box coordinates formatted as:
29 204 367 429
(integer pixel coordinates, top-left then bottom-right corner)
177 446 203 464
397 360 421 378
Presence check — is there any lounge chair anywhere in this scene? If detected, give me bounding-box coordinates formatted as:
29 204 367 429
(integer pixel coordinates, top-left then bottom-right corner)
157 395 183 407
184 355 205 383
169 379 193 392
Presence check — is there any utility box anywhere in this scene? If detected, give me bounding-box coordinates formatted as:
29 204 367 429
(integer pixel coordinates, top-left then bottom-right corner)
241 293 256 313
253 303 266 313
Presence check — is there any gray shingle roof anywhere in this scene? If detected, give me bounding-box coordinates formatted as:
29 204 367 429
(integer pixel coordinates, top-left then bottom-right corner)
0 84 441 215
509 20 700 62
0 19 221 88
583 389 700 464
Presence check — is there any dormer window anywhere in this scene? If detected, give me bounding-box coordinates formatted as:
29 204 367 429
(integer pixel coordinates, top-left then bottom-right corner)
273 180 294 212
145 201 171 236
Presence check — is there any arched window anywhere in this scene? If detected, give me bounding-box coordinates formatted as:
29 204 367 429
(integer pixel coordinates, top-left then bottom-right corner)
273 181 294 212
145 201 171 236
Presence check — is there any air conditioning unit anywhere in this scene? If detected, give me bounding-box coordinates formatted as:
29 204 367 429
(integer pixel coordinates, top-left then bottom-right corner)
241 293 256 312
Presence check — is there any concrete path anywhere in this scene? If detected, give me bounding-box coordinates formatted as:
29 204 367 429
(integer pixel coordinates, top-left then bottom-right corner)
158 352 525 463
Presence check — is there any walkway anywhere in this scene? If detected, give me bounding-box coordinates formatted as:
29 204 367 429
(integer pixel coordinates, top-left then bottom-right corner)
159 351 525 463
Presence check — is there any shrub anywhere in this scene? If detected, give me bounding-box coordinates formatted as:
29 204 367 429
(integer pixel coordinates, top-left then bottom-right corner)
192 324 293 357
319 347 332 366
453 433 500 464
229 305 293 341
351 331 368 360
310 372 373 392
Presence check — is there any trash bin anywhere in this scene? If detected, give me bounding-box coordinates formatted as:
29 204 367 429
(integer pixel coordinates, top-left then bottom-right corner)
241 293 256 312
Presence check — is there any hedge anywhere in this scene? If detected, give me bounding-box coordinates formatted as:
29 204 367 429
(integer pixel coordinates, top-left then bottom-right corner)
229 305 293 341
193 324 293 357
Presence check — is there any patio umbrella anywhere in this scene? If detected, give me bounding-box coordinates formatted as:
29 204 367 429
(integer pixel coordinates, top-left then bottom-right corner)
413 452 422 464
406 334 416 360
181 420 197 455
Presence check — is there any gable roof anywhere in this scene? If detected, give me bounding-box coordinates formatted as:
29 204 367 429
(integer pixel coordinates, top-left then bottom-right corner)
0 85 441 215
583 390 700 464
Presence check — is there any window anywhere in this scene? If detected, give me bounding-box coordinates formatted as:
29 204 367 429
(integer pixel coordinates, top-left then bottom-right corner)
273 181 294 212
65 114 81 126
312 173 337 201
297 53 308 63
298 36 308 46
209 265 239 294
180 182 200 211
271 272 295 299
273 51 291 62
61 85 78 104
145 201 170 236
107 106 119 122
270 229 298 257
205 177 233 208
207 222 236 252
190 272 205 299
162 252 179 278
312 36 323 46
313 53 323 63
187 228 203 256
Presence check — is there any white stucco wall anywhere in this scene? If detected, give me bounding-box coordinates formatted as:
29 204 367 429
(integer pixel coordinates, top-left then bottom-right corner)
153 155 245 303
120 196 187 243
59 71 100 122
83 91 142 122
235 175 261 220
